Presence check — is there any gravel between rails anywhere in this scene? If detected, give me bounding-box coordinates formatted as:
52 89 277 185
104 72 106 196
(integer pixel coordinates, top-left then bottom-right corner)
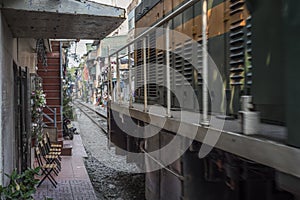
75 110 145 200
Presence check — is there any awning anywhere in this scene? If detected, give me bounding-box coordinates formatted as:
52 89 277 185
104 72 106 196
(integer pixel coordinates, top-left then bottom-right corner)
1 0 126 39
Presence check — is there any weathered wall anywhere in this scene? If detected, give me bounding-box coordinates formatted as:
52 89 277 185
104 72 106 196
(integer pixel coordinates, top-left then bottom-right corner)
0 11 15 185
15 38 37 73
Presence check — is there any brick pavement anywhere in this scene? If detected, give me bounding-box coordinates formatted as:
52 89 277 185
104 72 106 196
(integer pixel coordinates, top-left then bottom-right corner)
34 134 97 200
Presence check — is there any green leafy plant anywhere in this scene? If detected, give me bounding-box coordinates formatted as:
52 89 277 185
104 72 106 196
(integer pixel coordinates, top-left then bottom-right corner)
31 88 46 114
31 87 47 142
63 85 74 120
0 167 41 200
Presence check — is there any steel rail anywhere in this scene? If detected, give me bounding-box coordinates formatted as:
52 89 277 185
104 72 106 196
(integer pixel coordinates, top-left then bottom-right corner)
74 101 107 133
76 101 107 118
75 101 185 177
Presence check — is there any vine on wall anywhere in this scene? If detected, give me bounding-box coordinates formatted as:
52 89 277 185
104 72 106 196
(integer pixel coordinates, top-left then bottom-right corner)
31 77 46 144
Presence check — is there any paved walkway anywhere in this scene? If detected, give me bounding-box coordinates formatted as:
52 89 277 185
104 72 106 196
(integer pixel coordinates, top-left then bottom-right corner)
34 134 97 200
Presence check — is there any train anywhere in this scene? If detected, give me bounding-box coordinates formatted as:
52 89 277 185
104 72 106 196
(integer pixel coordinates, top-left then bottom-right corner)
107 0 300 199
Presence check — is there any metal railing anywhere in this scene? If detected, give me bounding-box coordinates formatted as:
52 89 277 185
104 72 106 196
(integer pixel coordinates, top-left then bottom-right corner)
107 0 209 125
42 105 57 128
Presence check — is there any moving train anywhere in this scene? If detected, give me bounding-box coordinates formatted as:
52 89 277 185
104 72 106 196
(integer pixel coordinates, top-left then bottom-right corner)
108 0 300 199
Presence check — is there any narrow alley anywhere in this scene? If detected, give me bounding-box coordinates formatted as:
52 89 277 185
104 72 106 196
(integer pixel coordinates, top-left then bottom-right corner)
0 0 300 200
34 101 145 200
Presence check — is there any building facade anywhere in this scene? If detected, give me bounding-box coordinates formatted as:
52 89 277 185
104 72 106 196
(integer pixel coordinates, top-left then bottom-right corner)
0 0 125 185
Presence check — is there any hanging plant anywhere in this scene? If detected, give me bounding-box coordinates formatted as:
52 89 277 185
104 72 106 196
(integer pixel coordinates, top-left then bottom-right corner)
31 86 46 143
36 39 48 67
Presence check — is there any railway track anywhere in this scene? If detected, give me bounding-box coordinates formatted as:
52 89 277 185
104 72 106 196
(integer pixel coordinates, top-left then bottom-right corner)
74 100 107 133
74 100 189 183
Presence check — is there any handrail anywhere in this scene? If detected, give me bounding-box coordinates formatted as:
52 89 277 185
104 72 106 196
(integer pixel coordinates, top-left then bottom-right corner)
43 105 57 128
108 0 198 57
45 105 54 113
42 112 54 123
107 0 209 125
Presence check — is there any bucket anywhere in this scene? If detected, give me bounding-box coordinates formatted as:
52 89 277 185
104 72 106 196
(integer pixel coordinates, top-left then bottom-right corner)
240 111 260 135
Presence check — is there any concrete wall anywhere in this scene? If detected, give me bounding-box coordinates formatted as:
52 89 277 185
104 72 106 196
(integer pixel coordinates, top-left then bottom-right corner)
0 13 36 186
0 11 15 185
15 38 37 73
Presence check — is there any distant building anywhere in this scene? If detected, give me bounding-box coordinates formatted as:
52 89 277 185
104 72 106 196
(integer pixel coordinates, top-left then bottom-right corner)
127 0 140 42
99 35 128 103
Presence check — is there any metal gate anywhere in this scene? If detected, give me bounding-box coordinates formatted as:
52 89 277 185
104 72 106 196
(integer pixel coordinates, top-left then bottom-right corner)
14 64 31 173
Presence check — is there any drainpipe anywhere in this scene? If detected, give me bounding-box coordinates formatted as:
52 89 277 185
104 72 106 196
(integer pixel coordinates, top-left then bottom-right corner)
202 0 209 126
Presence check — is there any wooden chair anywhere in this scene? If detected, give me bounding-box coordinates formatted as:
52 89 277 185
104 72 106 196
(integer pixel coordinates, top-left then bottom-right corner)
35 147 58 188
43 137 61 152
39 139 62 160
38 141 61 173
42 136 62 170
45 132 62 149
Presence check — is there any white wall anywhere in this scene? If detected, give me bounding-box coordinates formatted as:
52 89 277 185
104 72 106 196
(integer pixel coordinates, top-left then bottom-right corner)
16 39 37 73
91 0 130 35
0 11 16 185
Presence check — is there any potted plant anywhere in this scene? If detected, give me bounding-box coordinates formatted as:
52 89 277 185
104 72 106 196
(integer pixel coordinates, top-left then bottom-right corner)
0 167 40 200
